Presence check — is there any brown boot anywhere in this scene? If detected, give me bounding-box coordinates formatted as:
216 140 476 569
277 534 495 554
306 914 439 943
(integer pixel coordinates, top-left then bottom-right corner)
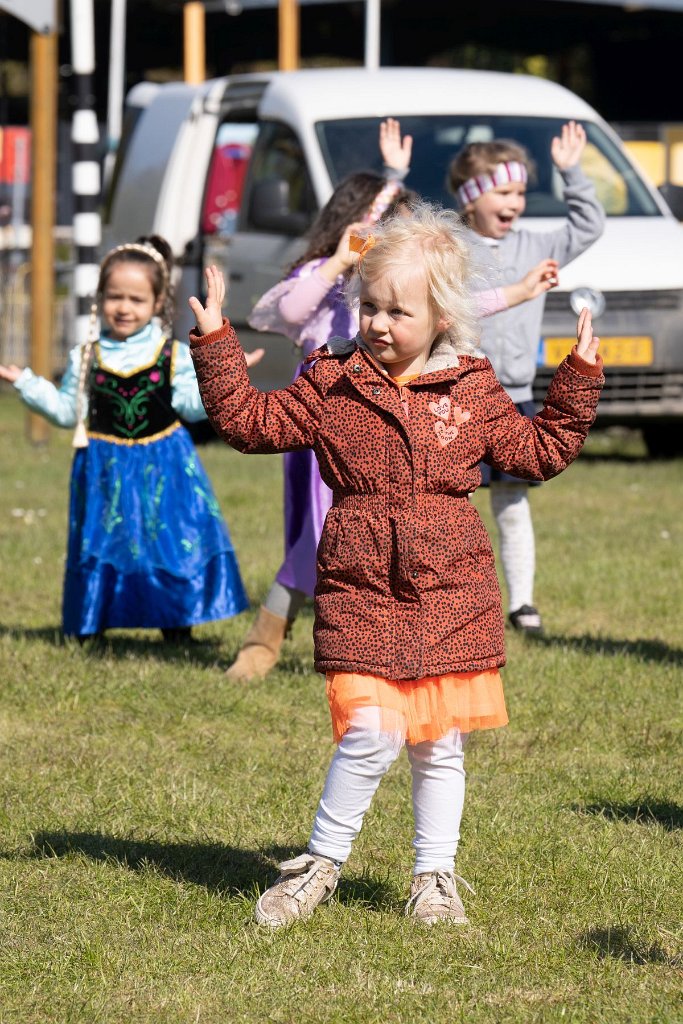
225 606 290 681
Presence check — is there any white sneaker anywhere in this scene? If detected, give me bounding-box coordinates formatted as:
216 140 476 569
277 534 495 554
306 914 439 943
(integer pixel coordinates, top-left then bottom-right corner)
405 870 474 925
255 853 340 928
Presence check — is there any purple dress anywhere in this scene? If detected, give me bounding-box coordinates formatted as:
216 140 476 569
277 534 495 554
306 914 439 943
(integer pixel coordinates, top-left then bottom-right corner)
248 259 358 597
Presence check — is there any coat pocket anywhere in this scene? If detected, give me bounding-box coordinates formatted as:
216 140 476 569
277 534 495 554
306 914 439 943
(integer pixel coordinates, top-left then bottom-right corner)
317 508 388 590
317 507 343 572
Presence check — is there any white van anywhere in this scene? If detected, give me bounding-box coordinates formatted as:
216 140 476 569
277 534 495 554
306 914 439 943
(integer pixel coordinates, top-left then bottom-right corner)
106 67 683 456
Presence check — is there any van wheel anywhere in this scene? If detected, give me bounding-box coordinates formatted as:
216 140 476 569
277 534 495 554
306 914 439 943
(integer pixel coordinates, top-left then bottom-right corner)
642 425 683 459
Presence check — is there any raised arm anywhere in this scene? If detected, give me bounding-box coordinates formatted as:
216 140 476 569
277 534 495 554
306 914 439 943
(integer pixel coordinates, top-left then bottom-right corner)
542 121 606 266
189 266 324 453
483 311 603 478
3 348 81 428
476 259 559 318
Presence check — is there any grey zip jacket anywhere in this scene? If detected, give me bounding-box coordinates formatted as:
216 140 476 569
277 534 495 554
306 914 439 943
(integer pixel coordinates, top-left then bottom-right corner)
469 165 605 403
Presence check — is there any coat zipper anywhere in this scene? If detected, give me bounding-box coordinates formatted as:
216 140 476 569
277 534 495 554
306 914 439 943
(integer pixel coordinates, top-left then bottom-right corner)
399 386 410 419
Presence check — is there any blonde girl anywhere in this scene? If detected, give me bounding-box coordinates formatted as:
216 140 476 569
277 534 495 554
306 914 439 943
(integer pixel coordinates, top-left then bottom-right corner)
188 203 602 926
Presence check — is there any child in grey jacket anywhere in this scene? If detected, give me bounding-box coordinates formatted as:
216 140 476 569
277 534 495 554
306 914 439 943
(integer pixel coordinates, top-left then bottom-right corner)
449 121 605 632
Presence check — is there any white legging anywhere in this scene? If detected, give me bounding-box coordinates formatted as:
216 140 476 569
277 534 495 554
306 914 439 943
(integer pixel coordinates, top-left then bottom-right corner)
308 713 466 875
490 481 535 613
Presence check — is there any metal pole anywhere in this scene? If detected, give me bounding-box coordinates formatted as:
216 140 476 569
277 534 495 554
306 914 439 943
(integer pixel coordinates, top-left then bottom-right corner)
183 1 206 84
364 0 380 71
278 0 299 72
28 27 57 444
103 0 127 191
70 0 101 346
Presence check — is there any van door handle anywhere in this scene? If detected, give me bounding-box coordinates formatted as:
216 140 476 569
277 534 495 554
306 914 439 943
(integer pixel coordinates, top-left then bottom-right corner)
229 272 244 282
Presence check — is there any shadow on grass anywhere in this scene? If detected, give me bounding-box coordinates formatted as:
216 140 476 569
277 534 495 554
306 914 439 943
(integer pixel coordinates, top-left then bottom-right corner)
18 831 397 909
581 926 681 966
525 631 683 667
574 800 683 831
337 873 401 913
0 625 227 667
22 831 277 893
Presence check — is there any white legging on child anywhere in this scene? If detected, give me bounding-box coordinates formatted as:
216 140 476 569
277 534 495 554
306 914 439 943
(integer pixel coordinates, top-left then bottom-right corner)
490 481 535 613
308 710 467 875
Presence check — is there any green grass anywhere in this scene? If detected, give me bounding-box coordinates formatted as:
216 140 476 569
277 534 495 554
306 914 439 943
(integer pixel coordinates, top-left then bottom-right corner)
0 393 681 1023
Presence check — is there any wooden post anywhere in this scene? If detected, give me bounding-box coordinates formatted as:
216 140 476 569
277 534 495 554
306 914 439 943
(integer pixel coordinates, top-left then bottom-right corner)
183 1 206 84
278 0 299 72
28 27 57 444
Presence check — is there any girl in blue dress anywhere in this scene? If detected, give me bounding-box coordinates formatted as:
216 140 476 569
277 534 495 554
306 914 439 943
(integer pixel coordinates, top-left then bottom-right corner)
0 236 257 641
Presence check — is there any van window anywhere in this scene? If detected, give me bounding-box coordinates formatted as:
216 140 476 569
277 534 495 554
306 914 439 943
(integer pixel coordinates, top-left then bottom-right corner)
243 121 316 230
202 121 258 235
316 116 660 217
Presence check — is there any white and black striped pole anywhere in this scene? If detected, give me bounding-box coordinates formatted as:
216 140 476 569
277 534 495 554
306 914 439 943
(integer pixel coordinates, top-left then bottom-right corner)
70 0 101 345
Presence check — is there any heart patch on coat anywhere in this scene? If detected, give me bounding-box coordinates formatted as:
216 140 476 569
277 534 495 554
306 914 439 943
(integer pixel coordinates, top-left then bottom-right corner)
428 396 451 421
434 420 460 446
452 406 471 427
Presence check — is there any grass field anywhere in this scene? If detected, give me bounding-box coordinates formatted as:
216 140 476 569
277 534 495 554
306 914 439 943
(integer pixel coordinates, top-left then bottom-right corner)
0 393 681 1023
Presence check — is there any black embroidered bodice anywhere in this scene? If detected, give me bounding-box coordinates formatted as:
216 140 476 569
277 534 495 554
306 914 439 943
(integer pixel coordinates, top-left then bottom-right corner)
88 338 179 440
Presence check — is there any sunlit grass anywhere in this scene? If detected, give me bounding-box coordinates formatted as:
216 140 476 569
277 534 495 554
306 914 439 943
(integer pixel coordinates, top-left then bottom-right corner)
0 395 681 1023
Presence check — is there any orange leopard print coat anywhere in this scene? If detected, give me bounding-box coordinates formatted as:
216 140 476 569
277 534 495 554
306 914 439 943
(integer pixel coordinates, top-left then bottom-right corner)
191 320 603 680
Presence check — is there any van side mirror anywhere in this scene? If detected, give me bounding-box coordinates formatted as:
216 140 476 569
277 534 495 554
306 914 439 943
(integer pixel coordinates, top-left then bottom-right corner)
248 178 311 235
658 183 683 220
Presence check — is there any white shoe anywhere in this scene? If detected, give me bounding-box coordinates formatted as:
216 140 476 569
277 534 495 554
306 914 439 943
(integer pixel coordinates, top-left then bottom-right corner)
255 853 340 928
405 870 474 925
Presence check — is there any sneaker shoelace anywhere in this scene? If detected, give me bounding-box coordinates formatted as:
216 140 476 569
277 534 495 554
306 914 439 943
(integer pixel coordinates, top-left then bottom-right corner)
406 870 475 913
277 854 336 901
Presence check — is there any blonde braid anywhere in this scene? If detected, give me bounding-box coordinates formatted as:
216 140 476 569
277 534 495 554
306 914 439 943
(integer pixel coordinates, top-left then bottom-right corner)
161 277 175 336
72 303 99 449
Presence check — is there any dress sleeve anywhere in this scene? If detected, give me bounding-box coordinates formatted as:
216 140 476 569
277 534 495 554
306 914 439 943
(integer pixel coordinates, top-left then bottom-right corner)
475 288 508 318
482 347 604 479
247 261 332 342
12 346 82 428
170 341 208 422
190 318 323 454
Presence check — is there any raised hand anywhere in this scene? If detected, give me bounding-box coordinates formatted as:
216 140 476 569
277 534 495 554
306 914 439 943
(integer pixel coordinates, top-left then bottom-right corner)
189 265 225 336
576 307 600 365
0 363 23 383
551 121 587 171
379 118 412 173
502 259 559 309
319 221 367 282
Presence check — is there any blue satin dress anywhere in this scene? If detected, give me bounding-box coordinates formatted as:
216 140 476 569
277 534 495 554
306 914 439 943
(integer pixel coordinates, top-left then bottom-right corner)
61 333 248 636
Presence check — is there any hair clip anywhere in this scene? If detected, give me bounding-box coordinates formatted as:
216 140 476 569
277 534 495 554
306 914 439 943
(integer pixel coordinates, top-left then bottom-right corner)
349 233 376 263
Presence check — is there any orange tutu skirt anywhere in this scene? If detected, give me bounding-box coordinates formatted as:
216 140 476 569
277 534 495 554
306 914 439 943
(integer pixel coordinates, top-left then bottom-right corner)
326 669 508 745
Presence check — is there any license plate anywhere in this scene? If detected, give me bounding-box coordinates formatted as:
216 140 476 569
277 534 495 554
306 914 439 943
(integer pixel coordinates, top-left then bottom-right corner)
541 336 654 367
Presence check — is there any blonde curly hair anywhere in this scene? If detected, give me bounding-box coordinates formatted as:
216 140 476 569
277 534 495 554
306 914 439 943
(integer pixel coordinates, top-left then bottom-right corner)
345 201 479 357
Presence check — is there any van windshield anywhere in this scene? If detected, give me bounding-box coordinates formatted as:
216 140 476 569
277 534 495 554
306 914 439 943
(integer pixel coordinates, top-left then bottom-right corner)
315 116 660 217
